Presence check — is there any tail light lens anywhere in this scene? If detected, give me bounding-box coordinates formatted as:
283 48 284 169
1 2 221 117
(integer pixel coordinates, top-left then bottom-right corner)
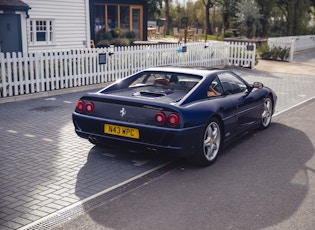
76 100 85 112
155 112 166 125
75 100 94 113
168 113 180 126
86 102 95 113
155 112 180 127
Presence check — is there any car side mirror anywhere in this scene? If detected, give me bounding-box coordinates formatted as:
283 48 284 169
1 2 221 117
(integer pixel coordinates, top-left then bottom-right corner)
253 82 264 89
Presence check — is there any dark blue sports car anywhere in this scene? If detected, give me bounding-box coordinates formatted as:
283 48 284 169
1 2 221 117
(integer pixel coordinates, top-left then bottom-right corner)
73 66 277 166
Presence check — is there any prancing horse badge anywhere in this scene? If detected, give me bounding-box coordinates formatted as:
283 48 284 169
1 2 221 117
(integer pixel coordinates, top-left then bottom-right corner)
120 108 126 117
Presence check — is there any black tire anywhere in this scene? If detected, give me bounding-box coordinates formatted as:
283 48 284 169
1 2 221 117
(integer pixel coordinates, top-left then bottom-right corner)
260 97 273 129
191 117 222 166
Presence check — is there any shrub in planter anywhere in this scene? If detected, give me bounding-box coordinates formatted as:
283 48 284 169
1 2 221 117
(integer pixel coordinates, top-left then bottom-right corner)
270 47 280 60
129 39 136 46
96 40 111 48
278 47 290 61
261 45 290 61
96 29 112 41
112 27 124 38
112 38 130 46
125 31 136 39
260 44 271 60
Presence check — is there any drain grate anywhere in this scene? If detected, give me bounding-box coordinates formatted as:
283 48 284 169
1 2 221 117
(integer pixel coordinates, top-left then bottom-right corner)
19 161 177 230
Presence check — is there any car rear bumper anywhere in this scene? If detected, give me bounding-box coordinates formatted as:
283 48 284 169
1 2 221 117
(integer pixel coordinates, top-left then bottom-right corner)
73 113 204 157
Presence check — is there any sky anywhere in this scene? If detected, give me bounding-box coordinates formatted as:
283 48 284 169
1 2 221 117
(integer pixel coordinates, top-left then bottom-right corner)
176 0 197 7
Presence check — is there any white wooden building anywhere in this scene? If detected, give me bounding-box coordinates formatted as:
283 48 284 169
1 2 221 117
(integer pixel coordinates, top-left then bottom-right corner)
0 0 149 54
24 0 91 52
0 0 90 53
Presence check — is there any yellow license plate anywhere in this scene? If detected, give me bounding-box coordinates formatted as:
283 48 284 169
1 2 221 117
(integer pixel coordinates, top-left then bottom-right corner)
104 124 139 139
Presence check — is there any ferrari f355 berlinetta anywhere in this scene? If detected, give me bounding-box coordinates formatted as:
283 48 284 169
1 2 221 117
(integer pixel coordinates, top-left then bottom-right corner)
73 66 277 166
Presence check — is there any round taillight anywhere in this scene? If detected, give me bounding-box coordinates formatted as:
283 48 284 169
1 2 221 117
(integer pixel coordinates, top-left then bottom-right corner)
76 100 85 112
86 102 95 113
168 113 180 126
155 112 166 125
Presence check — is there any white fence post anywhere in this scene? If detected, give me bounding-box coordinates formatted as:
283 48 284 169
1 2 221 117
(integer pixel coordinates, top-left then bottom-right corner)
289 38 295 62
0 52 7 97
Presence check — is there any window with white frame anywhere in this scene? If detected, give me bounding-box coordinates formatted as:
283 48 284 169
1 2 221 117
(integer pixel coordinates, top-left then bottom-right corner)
29 19 55 45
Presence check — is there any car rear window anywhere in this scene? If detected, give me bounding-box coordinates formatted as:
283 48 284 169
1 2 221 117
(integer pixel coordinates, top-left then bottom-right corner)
129 72 201 91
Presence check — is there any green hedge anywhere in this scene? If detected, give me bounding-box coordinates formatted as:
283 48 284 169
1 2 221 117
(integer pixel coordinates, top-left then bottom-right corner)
261 45 290 61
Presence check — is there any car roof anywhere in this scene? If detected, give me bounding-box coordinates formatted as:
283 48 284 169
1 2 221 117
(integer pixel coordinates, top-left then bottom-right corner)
144 65 229 77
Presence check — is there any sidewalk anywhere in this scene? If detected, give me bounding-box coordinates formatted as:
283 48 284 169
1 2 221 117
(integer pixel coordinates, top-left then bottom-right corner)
255 59 315 75
255 48 315 75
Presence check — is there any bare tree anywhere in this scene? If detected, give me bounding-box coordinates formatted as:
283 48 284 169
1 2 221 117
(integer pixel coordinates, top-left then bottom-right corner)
216 0 237 38
165 0 170 35
202 0 214 34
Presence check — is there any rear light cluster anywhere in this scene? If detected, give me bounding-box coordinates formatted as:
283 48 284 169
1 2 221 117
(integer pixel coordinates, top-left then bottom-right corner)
155 112 180 127
76 100 95 113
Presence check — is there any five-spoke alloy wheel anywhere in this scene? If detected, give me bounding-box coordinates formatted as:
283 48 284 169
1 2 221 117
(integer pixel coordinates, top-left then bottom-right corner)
260 97 273 129
192 117 222 166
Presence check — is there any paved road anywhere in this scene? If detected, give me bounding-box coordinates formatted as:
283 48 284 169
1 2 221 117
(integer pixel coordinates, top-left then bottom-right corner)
59 98 315 230
294 48 315 63
0 50 315 229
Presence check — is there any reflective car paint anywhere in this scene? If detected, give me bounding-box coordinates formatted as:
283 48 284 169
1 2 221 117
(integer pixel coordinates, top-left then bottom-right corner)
72 66 277 158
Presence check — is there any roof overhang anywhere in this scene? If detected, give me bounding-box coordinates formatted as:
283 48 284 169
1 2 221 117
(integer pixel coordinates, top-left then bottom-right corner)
0 0 31 12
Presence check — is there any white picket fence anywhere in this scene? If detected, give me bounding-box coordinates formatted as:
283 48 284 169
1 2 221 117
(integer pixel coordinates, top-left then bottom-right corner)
0 42 256 98
268 35 315 61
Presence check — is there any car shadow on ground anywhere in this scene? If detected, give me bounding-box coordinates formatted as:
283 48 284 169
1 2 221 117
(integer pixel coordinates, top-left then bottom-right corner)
74 144 174 200
64 121 314 230
172 122 314 229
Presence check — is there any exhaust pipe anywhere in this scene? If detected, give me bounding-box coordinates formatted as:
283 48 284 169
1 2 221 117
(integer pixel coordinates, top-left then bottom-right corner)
147 147 158 153
88 136 99 144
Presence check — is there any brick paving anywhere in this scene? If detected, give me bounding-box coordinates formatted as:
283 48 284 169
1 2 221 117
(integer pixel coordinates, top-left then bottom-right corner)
0 51 315 229
0 91 172 229
239 68 315 114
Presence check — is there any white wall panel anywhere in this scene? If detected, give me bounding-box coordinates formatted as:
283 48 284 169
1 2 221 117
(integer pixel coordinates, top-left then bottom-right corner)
23 0 89 51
